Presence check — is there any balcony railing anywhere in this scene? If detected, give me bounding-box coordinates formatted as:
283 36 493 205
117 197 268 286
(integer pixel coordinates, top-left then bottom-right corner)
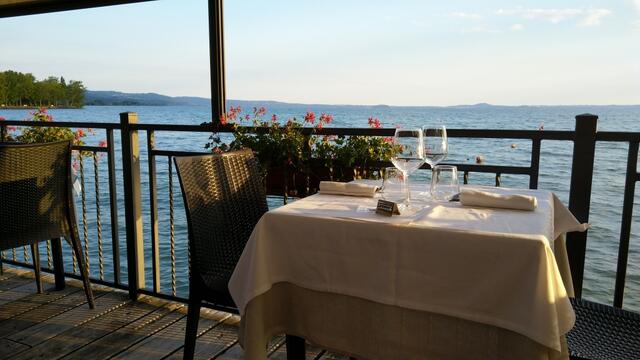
1 113 638 311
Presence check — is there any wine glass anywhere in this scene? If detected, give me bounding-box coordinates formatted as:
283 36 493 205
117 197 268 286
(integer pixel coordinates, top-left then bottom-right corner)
423 125 448 170
390 128 424 206
422 126 448 196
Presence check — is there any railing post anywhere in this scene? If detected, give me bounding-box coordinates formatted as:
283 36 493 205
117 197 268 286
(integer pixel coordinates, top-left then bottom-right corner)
567 113 598 298
120 112 145 300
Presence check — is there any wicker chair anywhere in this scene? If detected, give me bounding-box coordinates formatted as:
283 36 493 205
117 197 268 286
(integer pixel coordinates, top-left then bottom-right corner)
0 140 94 308
174 149 268 360
567 298 640 360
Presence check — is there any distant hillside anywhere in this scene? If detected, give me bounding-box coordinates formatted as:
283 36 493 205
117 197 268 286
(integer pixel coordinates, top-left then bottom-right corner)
85 90 210 106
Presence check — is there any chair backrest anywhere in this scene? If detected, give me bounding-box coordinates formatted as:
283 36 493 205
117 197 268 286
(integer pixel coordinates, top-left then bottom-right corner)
0 141 73 250
174 149 268 293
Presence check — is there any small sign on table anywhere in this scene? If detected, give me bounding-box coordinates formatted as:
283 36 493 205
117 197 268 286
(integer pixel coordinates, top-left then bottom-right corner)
376 199 401 216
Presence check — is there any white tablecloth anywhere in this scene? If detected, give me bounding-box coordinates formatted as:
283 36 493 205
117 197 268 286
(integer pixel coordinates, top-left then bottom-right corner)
229 185 587 353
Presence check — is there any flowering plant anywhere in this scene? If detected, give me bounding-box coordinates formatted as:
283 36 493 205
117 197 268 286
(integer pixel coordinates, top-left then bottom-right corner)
206 107 397 181
207 106 332 170
1 108 92 150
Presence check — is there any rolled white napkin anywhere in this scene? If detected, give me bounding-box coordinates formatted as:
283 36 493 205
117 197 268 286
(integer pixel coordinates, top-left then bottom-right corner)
460 188 537 211
319 181 379 197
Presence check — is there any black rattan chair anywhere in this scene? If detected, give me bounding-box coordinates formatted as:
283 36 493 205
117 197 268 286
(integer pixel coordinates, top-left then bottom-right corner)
567 298 640 360
0 140 94 308
174 149 268 360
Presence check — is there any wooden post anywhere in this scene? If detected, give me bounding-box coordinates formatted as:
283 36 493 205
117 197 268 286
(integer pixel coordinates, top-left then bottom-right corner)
567 113 598 298
120 112 145 299
208 0 226 123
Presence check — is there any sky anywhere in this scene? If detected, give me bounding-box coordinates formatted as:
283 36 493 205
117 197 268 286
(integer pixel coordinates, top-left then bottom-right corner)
1 0 639 106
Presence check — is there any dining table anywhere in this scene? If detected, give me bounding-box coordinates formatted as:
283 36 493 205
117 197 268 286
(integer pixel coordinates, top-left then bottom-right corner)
229 182 588 360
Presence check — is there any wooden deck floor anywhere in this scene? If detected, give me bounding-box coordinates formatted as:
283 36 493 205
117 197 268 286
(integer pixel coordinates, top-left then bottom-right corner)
0 267 347 360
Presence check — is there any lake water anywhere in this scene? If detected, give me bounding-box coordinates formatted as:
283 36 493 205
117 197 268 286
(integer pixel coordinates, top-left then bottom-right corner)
2 103 640 311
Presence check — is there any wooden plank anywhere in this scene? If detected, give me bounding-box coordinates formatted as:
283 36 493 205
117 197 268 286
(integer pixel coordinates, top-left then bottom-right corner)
6 290 126 347
268 340 324 360
9 294 158 360
113 309 230 360
0 282 40 305
0 286 79 324
214 343 243 359
317 351 350 360
164 314 238 360
0 338 29 355
0 273 33 292
213 332 284 360
0 287 86 338
63 303 185 359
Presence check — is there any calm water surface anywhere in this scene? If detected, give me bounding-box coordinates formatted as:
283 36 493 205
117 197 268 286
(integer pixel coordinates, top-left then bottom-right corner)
2 104 640 311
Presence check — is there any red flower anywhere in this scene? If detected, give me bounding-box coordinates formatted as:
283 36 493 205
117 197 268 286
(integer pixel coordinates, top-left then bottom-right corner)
304 111 316 124
271 114 277 122
219 114 228 125
0 116 5 121
319 113 333 125
98 140 108 148
253 106 267 116
383 137 393 143
367 117 381 128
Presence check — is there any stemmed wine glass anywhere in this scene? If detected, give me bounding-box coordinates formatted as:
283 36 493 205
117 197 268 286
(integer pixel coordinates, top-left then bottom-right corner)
422 125 448 195
390 128 425 207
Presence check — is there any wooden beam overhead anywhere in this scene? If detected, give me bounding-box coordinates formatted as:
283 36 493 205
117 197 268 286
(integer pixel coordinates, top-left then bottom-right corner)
0 0 157 18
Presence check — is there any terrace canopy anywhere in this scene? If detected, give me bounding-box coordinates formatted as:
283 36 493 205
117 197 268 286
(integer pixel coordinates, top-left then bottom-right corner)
0 0 226 122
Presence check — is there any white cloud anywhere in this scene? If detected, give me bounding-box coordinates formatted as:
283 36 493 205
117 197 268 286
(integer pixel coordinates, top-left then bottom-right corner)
580 9 612 26
497 8 611 26
510 24 525 31
450 12 482 20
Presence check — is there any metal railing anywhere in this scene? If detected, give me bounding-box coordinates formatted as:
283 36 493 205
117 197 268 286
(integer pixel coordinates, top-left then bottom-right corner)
1 112 638 310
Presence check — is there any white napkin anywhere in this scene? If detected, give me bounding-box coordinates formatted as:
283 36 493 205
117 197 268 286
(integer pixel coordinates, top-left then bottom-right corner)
319 181 379 197
460 188 537 211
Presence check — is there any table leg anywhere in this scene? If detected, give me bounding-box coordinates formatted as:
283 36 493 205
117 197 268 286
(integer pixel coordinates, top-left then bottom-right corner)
51 238 65 290
286 335 305 360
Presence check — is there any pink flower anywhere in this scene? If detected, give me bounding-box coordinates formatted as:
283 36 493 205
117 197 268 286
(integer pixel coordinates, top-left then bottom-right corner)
0 116 5 121
319 113 333 125
39 107 48 114
383 137 393 143
367 117 381 128
245 114 251 121
98 140 108 148
72 160 80 172
253 106 267 116
219 114 228 125
304 111 316 124
74 129 85 140
271 114 277 122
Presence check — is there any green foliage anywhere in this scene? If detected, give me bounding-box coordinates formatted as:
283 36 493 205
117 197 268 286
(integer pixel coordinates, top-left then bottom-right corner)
0 70 85 108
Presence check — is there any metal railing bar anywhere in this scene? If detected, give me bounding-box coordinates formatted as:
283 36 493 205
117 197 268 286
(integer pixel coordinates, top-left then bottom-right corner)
613 140 639 308
106 129 121 285
529 139 541 189
147 130 161 293
150 150 209 157
597 132 640 142
0 120 121 129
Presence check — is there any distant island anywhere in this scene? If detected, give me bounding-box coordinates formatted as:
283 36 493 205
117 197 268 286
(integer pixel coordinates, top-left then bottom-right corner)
84 90 211 106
